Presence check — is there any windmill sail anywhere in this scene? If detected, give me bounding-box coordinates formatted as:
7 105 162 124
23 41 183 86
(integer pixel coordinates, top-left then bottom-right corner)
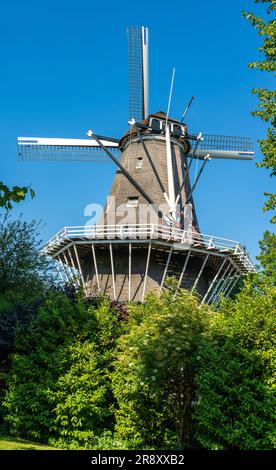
188 134 254 160
17 136 120 162
127 26 149 122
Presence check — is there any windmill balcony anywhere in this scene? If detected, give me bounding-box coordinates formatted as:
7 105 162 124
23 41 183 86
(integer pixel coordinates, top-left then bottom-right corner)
44 223 255 304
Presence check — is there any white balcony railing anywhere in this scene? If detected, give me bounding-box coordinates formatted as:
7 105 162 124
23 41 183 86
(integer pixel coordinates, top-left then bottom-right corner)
44 223 254 269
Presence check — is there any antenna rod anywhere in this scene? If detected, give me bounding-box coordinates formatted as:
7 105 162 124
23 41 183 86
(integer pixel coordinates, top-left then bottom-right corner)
165 67 176 127
180 96 195 123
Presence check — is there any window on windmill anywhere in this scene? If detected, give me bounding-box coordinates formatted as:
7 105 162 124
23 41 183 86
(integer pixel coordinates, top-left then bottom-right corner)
172 124 183 137
136 156 143 169
150 118 162 132
126 196 139 208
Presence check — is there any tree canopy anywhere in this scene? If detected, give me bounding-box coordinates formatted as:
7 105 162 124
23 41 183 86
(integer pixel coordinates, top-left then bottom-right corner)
194 281 276 449
243 0 276 223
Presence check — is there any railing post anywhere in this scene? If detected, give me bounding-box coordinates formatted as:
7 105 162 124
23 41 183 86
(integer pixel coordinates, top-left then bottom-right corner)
109 243 117 300
68 246 81 286
55 259 65 283
223 273 239 298
160 247 173 290
206 260 232 305
226 275 241 298
215 265 236 299
91 244 100 291
74 245 86 292
178 249 192 288
119 225 123 239
201 257 227 304
128 243 132 301
142 242 152 302
208 237 214 249
235 243 242 254
191 254 210 293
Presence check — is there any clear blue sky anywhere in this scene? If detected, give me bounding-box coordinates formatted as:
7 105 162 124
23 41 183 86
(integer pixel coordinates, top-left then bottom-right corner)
1 0 274 262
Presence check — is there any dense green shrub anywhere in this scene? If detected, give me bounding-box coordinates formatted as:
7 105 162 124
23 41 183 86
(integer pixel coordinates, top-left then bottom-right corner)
2 275 275 450
194 281 276 449
3 292 123 448
112 288 206 449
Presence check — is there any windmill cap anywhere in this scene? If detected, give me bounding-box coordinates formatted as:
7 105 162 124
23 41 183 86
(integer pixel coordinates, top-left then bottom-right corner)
119 111 189 149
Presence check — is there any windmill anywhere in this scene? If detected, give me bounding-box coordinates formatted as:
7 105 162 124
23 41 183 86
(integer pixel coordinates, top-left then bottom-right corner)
17 26 255 304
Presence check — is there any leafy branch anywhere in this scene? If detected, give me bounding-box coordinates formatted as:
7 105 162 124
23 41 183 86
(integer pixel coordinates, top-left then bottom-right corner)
0 181 35 210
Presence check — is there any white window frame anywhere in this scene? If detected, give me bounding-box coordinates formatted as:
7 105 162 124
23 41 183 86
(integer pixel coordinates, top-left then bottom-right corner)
126 196 139 208
136 157 143 169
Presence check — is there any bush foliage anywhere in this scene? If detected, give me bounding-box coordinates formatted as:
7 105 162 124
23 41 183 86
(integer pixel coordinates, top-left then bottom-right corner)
2 281 275 449
2 293 123 448
112 289 206 449
194 281 276 449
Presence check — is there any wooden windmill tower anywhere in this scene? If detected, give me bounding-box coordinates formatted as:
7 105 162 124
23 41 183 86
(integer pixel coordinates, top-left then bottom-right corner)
18 26 255 304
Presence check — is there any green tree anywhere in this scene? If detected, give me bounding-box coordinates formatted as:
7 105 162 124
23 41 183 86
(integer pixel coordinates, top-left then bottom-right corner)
47 298 124 448
243 0 276 223
0 214 55 420
112 288 206 449
0 214 53 295
256 230 276 283
0 182 34 210
194 280 276 449
47 340 114 448
3 293 123 448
